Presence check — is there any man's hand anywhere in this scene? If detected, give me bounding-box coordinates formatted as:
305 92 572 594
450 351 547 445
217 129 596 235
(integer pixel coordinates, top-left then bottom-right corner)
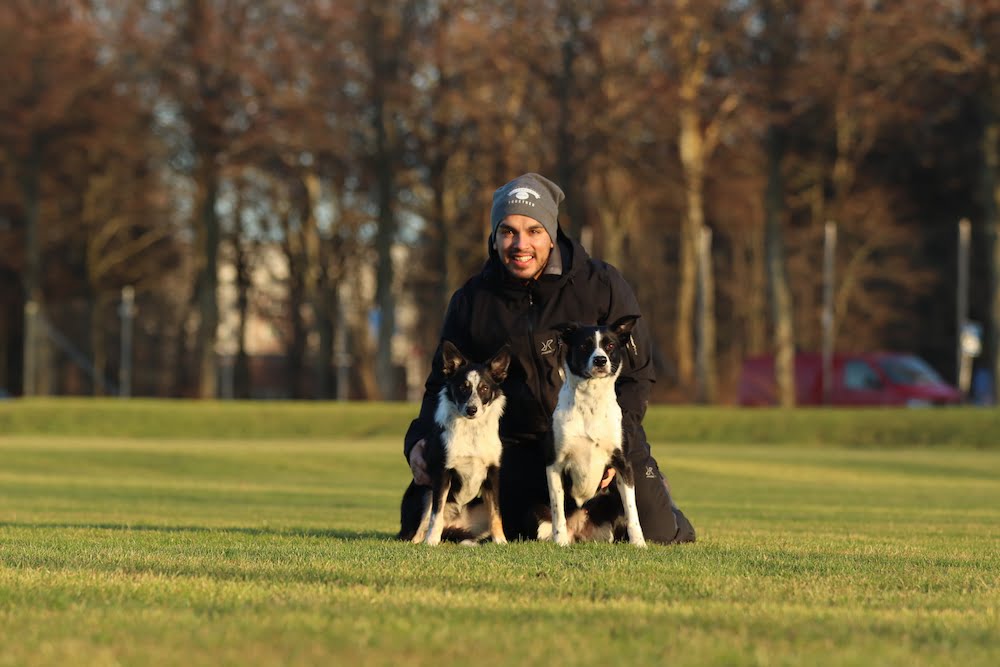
409 438 432 486
599 467 616 489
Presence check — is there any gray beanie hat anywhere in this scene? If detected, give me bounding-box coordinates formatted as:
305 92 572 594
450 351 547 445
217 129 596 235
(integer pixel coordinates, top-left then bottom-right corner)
490 173 564 242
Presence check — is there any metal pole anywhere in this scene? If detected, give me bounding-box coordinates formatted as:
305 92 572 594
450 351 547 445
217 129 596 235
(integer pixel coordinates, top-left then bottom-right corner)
957 218 971 394
822 221 837 405
119 286 135 398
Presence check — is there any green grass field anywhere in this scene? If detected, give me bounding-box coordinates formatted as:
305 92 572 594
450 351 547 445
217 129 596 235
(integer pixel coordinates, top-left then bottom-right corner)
1 401 998 666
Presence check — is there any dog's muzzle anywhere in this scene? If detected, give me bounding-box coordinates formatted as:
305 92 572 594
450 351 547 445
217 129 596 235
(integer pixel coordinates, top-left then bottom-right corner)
589 356 612 377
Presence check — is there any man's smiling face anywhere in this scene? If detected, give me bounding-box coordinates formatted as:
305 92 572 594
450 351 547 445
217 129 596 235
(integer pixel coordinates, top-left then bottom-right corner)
494 214 553 281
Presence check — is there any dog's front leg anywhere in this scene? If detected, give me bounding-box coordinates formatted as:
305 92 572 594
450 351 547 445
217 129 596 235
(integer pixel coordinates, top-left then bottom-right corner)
545 465 571 546
613 467 646 548
424 472 453 546
482 465 507 544
411 487 434 544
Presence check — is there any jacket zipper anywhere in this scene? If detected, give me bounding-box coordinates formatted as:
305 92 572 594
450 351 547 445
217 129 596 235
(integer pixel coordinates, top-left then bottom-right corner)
525 284 547 411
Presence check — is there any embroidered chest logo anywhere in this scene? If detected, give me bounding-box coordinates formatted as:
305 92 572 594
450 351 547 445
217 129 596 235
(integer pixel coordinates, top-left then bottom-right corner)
540 338 556 356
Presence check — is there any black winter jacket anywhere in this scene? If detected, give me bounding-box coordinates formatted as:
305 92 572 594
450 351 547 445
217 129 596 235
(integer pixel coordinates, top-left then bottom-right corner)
403 229 656 465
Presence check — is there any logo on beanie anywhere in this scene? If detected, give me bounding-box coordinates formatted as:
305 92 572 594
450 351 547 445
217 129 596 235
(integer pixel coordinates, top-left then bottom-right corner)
510 187 541 201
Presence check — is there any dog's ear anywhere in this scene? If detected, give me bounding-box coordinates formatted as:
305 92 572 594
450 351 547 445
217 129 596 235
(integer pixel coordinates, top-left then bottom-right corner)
609 315 640 339
487 345 511 384
440 340 466 376
553 321 580 342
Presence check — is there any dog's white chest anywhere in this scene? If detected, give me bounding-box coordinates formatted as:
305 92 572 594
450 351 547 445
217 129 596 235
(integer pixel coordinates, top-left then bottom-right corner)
552 378 622 505
441 417 503 507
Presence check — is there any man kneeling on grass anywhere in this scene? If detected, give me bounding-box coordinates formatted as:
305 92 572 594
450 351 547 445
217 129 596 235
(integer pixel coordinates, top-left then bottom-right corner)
402 173 695 544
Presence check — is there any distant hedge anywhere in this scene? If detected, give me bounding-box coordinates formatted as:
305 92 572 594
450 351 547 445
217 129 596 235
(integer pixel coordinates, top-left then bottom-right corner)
1 398 997 448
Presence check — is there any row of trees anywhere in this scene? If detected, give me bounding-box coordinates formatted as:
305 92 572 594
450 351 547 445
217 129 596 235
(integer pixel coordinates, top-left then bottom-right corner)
1 0 998 403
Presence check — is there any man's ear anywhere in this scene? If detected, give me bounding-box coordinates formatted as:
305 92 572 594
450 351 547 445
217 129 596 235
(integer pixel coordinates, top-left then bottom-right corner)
441 340 466 376
488 345 511 384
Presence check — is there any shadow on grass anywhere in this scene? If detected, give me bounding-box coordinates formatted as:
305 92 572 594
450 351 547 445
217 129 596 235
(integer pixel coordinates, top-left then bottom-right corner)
0 521 395 541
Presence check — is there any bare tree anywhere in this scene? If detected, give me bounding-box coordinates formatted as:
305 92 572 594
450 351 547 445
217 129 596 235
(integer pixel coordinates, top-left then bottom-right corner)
0 1 111 394
753 0 806 406
147 0 280 398
649 0 744 398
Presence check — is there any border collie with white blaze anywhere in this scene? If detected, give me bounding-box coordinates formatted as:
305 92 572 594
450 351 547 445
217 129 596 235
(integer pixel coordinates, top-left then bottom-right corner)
545 315 646 547
397 341 510 545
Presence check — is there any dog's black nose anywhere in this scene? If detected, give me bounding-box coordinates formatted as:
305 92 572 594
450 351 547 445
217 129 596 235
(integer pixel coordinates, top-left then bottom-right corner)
593 356 608 368
466 405 478 417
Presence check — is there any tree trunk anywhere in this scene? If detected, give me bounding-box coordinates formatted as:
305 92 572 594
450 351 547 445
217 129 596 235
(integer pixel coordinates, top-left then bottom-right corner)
444 179 466 300
373 141 397 400
302 173 335 400
765 125 796 406
696 226 716 403
314 286 335 400
281 207 307 400
556 34 581 234
194 158 220 399
985 119 1000 406
675 106 705 390
593 168 638 270
233 223 251 400
90 292 111 397
675 221 697 392
677 101 716 403
349 309 380 400
20 140 43 396
368 12 398 401
735 226 768 359
286 266 307 399
429 157 451 313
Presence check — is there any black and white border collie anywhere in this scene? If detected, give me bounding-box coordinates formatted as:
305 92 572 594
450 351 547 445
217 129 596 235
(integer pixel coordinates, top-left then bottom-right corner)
397 341 511 546
544 315 646 547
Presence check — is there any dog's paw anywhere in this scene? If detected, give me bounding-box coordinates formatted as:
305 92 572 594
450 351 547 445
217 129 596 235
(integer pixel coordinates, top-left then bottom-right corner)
630 536 647 548
424 534 442 546
492 535 508 545
553 532 571 547
536 521 553 541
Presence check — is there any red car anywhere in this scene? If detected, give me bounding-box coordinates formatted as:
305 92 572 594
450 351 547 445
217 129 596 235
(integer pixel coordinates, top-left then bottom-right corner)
738 352 963 407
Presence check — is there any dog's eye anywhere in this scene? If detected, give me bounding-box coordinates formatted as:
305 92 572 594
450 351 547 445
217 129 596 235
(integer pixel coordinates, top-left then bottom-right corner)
463 381 471 391
605 342 616 351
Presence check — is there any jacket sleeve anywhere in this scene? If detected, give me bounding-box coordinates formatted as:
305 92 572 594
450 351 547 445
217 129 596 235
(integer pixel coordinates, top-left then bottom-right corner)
403 288 470 462
603 264 656 464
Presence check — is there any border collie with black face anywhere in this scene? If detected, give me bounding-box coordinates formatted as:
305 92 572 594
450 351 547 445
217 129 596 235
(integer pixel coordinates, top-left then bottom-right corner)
397 341 510 546
544 315 646 547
